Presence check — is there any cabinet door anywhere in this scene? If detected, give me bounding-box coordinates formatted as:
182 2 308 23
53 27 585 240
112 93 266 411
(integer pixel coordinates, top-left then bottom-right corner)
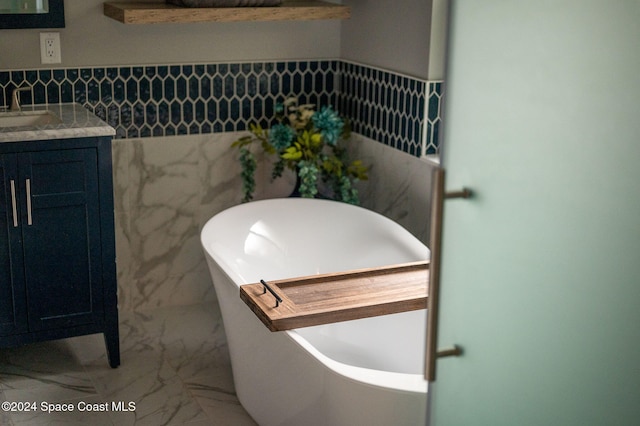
0 154 28 335
18 149 104 332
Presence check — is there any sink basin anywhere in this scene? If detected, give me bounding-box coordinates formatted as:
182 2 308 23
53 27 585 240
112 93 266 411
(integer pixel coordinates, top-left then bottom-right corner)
0 111 62 128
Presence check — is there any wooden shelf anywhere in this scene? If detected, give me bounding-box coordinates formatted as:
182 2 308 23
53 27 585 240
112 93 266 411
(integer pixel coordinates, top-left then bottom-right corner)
240 261 429 332
103 1 350 24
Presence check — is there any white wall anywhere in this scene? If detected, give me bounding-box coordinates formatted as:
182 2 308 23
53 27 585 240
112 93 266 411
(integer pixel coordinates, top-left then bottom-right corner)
0 0 447 84
428 0 448 79
341 0 445 80
0 0 342 69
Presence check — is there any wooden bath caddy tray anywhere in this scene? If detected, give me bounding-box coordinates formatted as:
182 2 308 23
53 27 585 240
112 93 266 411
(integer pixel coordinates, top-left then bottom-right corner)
240 260 429 331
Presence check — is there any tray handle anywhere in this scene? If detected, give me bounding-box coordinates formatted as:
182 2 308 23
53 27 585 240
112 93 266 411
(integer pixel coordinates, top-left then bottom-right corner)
260 279 283 308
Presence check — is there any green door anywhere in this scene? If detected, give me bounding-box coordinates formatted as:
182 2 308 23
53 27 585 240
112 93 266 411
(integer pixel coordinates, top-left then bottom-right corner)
430 1 640 425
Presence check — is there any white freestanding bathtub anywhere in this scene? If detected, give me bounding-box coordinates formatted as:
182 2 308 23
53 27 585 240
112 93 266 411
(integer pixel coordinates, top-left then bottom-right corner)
201 198 429 426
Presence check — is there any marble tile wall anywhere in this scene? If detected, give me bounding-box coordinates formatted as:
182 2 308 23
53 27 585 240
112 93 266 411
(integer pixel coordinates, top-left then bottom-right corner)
114 133 223 311
112 132 436 312
113 132 299 311
349 134 438 244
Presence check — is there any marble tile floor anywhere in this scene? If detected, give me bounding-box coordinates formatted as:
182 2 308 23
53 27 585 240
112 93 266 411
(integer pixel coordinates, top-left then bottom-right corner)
0 303 257 426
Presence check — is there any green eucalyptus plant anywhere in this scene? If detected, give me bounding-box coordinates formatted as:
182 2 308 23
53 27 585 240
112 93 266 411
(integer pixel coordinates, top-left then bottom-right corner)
232 98 368 204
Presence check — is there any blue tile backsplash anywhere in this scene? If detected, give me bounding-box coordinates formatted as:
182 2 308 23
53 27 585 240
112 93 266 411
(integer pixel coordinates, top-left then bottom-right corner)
0 60 442 157
338 61 442 157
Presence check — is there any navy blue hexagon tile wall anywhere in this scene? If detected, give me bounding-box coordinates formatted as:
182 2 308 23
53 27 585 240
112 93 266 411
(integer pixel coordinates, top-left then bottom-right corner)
1 60 442 157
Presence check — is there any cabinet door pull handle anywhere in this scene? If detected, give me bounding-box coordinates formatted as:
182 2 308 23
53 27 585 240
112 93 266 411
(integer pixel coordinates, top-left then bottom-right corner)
26 178 33 226
10 179 18 228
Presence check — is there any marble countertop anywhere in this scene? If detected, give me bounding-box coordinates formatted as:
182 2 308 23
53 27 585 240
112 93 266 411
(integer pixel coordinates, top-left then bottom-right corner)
0 103 115 143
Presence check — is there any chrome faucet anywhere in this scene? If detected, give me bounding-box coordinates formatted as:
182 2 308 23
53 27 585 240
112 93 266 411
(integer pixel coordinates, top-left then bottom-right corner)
10 85 32 111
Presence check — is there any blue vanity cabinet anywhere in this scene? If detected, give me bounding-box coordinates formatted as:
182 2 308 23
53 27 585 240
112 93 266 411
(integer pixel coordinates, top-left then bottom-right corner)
0 137 120 368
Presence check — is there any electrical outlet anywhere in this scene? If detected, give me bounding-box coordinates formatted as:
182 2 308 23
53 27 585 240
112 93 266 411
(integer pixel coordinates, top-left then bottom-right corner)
40 32 62 64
